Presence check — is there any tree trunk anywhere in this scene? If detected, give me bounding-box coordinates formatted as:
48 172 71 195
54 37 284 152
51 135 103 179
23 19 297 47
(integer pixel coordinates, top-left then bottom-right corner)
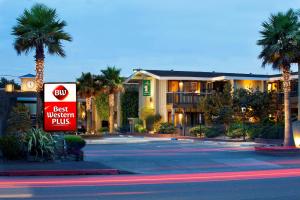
282 68 295 146
35 45 45 129
109 93 114 133
298 63 300 121
86 97 92 133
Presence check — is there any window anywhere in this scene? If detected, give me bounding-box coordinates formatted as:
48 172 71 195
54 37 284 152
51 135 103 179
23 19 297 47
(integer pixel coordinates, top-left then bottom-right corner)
168 81 179 92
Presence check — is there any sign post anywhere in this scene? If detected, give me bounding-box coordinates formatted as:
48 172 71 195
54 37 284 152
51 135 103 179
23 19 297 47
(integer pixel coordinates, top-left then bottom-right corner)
44 83 77 131
142 80 151 96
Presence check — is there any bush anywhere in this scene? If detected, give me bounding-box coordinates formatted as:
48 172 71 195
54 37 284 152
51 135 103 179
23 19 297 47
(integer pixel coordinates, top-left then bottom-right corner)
0 134 25 160
227 122 244 138
205 125 225 138
64 135 86 161
64 135 86 151
247 123 283 140
134 124 147 133
145 114 161 131
26 128 55 161
189 126 207 137
158 123 176 134
98 127 109 133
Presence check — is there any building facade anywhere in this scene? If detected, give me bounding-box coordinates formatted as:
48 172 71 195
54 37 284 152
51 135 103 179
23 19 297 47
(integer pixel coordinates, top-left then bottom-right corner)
125 69 299 129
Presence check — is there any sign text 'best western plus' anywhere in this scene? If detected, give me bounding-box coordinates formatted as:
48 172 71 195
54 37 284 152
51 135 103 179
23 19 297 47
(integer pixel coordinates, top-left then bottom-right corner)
44 83 77 131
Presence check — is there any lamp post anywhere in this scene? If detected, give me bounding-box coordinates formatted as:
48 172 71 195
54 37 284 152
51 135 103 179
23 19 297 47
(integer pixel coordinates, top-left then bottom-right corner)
241 106 246 141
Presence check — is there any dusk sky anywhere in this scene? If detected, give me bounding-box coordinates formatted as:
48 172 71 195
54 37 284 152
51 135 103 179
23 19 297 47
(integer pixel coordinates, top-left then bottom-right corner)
0 0 299 82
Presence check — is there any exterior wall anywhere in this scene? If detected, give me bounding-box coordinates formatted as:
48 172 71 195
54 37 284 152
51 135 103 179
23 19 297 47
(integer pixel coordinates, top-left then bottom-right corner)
137 77 168 122
138 76 156 118
234 80 265 91
21 78 36 92
156 80 168 122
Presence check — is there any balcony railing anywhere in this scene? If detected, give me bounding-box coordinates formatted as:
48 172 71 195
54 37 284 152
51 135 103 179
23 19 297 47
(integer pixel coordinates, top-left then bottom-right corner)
166 92 208 105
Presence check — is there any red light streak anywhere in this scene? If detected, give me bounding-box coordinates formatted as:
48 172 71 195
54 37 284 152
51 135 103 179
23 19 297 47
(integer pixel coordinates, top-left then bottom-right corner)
1 168 300 189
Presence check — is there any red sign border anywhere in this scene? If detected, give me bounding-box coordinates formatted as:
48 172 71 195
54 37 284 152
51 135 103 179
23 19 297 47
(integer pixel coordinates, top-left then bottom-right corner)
43 82 77 132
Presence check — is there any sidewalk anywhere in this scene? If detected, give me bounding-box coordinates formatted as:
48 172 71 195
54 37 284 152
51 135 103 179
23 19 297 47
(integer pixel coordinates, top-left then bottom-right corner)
0 160 121 176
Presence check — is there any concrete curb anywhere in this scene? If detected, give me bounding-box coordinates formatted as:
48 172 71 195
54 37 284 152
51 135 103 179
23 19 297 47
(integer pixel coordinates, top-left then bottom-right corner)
0 169 120 176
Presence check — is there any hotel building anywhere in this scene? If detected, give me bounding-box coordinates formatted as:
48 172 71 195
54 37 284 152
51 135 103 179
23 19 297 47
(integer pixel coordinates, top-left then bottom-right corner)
125 69 300 128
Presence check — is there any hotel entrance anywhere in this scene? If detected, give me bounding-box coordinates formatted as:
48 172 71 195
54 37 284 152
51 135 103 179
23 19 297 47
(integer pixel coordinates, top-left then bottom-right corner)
168 109 203 135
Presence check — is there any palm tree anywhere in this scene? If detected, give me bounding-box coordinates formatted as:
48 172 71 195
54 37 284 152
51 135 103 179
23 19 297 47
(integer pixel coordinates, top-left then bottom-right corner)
12 3 72 128
257 9 300 146
77 72 100 133
98 66 124 133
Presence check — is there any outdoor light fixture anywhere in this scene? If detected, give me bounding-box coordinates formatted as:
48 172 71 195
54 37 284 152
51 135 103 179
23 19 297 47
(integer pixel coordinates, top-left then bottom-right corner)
241 106 246 113
81 110 86 120
5 84 14 92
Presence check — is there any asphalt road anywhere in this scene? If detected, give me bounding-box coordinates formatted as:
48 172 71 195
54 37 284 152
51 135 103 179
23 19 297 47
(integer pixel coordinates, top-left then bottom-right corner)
2 137 300 200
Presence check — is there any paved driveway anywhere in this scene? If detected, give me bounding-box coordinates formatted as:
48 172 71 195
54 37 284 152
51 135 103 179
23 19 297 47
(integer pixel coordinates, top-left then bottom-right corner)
84 136 300 174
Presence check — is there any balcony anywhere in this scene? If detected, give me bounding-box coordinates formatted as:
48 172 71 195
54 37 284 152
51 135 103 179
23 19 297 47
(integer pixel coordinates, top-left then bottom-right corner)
166 92 208 105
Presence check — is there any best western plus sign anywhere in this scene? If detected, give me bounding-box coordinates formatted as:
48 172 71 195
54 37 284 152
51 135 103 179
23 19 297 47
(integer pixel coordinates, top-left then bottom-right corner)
44 83 77 131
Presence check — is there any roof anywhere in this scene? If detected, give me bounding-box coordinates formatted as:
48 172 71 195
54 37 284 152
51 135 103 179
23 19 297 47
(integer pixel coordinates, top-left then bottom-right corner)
125 69 298 83
144 69 272 78
19 73 35 78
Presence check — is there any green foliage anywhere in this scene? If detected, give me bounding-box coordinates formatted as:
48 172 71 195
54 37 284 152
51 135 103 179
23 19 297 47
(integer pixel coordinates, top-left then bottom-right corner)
64 135 86 151
77 72 100 98
0 77 20 89
95 93 109 120
98 127 109 133
121 90 139 126
0 134 24 160
98 66 124 94
145 114 162 131
247 123 284 140
227 122 245 138
134 124 147 133
233 89 281 122
26 128 55 161
189 125 207 137
199 83 233 130
12 3 72 57
257 9 299 70
205 125 225 138
6 104 31 134
158 123 176 134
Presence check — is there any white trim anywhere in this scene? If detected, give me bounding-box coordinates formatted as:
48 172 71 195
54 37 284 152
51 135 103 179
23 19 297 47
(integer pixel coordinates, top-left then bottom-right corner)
125 70 295 83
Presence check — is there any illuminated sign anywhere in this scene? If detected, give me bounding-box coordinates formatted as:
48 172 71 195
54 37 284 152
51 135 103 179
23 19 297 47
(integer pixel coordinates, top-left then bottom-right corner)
143 80 151 96
44 83 77 131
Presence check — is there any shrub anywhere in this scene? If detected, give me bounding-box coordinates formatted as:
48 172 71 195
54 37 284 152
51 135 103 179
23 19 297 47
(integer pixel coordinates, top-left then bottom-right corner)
98 127 109 133
64 135 86 151
64 135 86 161
189 126 207 137
26 128 55 161
158 123 176 134
0 134 24 160
227 122 244 138
134 124 147 133
145 114 161 131
6 104 31 134
247 123 283 140
204 125 225 138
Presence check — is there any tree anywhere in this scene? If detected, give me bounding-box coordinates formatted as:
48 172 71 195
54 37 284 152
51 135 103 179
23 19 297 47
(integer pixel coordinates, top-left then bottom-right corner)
199 82 233 133
98 66 124 133
12 3 72 128
257 9 300 146
77 72 100 132
0 77 20 90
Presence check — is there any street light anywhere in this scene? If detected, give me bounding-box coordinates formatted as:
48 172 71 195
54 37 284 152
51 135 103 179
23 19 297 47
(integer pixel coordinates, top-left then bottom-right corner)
241 106 246 141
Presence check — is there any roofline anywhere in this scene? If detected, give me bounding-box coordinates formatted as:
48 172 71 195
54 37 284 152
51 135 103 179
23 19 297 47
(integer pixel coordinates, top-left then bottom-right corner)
125 70 283 82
